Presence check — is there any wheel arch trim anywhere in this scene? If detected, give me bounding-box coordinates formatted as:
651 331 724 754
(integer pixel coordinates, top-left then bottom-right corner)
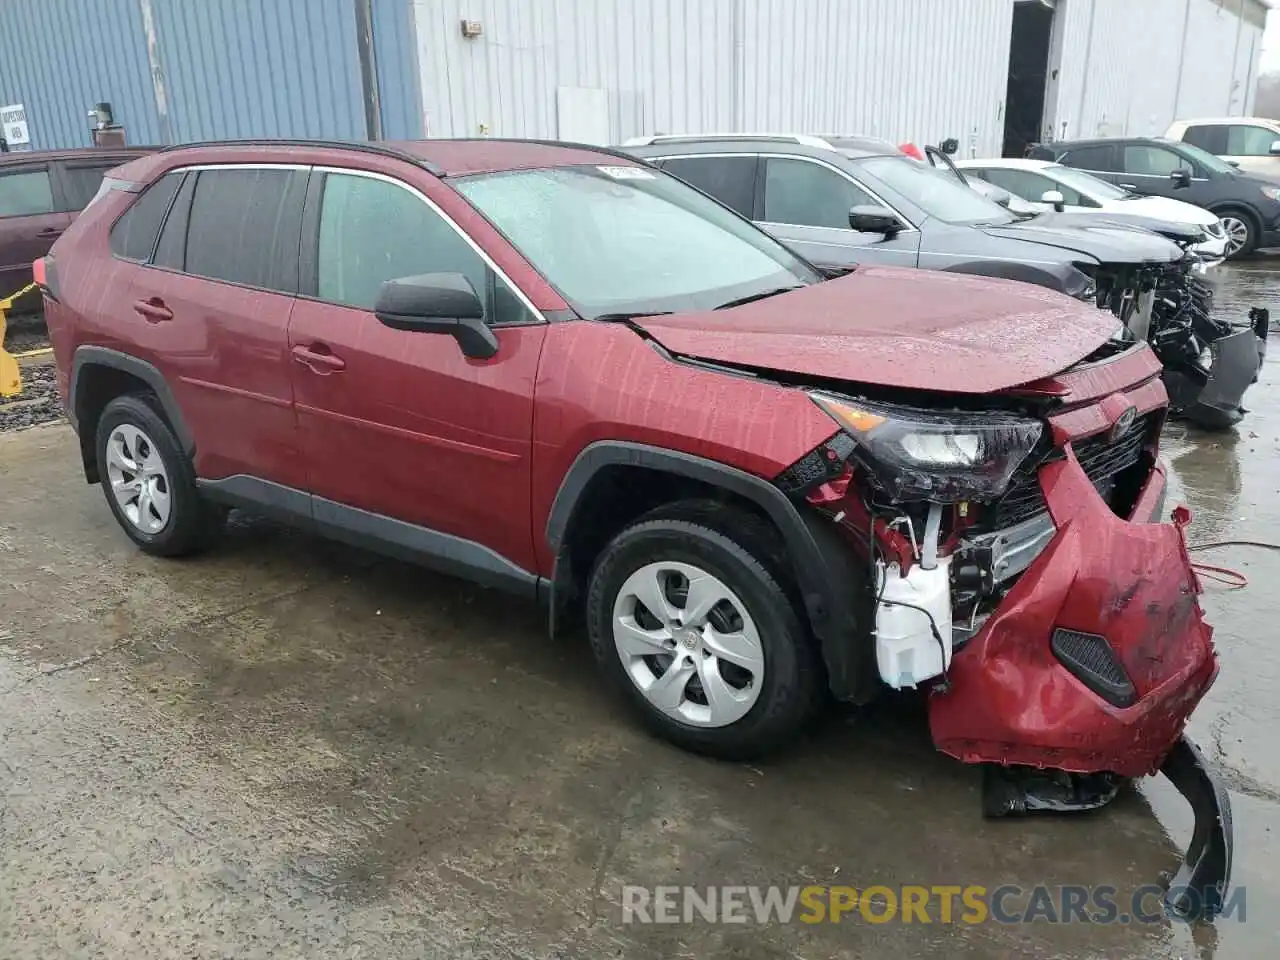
70 346 195 456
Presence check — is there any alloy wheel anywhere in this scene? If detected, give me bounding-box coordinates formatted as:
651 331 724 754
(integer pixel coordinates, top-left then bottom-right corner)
612 560 764 727
105 423 172 534
1220 216 1250 257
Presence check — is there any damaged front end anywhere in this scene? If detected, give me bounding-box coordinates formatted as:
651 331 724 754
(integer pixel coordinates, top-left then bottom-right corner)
781 343 1233 919
1088 251 1266 430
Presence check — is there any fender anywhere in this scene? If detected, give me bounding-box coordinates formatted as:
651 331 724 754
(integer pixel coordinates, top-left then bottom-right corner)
546 441 871 702
69 345 195 455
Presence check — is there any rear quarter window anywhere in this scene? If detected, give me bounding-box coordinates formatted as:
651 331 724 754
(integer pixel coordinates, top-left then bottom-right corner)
109 172 184 262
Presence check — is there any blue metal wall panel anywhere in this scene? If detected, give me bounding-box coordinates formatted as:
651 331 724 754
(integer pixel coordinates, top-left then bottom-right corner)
371 0 422 138
147 0 368 142
0 0 160 149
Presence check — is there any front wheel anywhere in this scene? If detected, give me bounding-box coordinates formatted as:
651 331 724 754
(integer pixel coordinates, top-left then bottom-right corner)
1218 210 1258 259
586 508 820 759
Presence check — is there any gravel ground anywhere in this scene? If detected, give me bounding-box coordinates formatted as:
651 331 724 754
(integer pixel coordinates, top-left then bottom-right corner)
0 362 62 432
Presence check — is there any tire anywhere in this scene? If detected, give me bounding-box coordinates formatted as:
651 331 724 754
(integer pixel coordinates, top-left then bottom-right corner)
1216 208 1259 259
94 393 224 557
586 502 820 760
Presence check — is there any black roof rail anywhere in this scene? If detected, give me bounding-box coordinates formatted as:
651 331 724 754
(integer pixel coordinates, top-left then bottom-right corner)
160 138 446 177
428 136 661 168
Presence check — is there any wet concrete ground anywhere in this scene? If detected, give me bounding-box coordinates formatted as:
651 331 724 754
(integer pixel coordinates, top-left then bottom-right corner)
1 265 1278 958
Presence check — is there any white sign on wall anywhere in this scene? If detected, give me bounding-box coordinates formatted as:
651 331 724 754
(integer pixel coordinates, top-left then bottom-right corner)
1 104 30 145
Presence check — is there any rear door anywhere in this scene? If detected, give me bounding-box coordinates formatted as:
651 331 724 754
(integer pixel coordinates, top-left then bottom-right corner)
287 166 545 574
126 164 308 487
0 162 72 298
757 156 920 269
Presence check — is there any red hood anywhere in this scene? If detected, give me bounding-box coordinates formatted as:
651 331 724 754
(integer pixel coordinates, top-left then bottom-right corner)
636 267 1117 394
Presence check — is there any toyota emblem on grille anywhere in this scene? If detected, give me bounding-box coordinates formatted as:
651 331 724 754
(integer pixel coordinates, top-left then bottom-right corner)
1109 405 1138 442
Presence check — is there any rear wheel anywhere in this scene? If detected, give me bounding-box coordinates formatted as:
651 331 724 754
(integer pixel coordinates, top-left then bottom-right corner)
94 394 224 557
586 504 820 759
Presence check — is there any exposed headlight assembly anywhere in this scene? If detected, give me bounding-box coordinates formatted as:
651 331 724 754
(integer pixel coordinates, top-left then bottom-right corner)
1262 186 1280 202
809 393 1044 502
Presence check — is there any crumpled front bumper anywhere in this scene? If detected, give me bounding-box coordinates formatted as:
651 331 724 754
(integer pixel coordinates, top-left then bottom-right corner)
929 452 1217 777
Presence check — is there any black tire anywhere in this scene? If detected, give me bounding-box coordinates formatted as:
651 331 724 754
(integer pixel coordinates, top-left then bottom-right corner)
94 393 224 557
586 501 820 760
1216 207 1259 259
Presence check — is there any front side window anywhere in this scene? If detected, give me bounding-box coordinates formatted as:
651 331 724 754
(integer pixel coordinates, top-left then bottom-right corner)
1168 141 1234 174
661 156 757 217
855 156 1012 225
454 164 819 318
0 168 54 217
1046 165 1127 202
109 172 183 261
980 168 1058 203
184 167 305 292
1227 124 1280 156
315 171 528 323
1123 145 1187 176
763 158 878 229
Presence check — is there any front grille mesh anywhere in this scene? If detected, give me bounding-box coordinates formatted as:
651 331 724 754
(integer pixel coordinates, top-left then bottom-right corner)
985 414 1153 529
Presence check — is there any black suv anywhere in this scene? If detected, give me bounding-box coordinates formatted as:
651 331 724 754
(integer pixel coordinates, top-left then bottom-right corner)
1038 136 1280 257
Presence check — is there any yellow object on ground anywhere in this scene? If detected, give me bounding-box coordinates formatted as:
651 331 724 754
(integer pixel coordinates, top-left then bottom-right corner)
0 283 38 398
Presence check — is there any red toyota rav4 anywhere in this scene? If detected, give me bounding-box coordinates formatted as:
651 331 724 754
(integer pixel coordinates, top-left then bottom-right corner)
39 139 1230 916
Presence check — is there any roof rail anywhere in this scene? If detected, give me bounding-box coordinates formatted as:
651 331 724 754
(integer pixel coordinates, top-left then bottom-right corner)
622 133 835 150
160 138 447 177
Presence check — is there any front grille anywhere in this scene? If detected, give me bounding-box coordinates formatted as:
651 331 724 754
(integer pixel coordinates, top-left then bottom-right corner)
985 413 1154 529
1051 628 1136 707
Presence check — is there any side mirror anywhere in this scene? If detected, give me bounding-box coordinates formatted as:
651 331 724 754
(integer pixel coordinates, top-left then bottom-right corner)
849 205 901 236
1270 140 1280 156
1041 189 1067 212
374 272 498 360
1227 159 1241 168
1170 168 1192 189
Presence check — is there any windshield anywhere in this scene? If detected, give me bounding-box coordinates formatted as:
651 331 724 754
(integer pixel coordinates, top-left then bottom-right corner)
857 156 1014 225
1047 165 1127 200
1171 141 1235 175
454 165 820 318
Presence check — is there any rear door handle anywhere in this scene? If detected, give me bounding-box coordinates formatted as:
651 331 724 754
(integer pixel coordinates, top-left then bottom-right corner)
132 297 173 323
37 228 63 239
292 343 346 374
1119 183 1139 190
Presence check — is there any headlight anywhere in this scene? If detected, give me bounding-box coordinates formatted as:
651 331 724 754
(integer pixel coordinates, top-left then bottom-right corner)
809 393 1044 502
1261 186 1280 202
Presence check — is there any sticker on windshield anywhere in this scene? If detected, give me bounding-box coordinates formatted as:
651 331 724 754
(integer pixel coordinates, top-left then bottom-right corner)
597 165 655 180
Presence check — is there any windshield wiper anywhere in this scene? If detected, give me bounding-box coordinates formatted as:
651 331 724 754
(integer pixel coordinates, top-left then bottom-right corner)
593 311 674 323
714 286 803 310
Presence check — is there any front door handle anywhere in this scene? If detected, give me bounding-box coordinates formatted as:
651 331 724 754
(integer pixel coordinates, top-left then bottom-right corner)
132 297 173 323
1119 183 1139 191
292 343 346 374
37 228 64 239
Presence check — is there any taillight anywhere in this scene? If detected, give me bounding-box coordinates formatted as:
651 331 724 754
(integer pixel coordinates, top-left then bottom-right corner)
33 256 58 300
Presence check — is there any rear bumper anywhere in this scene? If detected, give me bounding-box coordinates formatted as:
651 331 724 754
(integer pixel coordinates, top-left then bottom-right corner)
929 453 1218 778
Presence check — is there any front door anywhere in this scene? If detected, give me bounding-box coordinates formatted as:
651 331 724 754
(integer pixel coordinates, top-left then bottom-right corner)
287 167 544 575
757 156 921 270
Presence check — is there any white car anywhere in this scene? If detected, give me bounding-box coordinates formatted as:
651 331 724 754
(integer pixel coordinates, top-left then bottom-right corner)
955 158 1228 261
1166 117 1280 180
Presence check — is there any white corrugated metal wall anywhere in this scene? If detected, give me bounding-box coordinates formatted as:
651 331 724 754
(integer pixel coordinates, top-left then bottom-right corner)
409 0 1012 155
408 0 1264 155
1047 0 1264 141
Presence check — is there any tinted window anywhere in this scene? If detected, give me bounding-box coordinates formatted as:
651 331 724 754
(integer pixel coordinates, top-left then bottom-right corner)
661 156 757 217
1060 145 1118 172
857 156 1011 225
980 168 1056 201
0 168 54 217
60 163 120 210
1123 145 1186 176
1227 125 1279 156
316 171 528 323
152 172 195 269
109 172 183 261
764 158 877 229
456 165 819 318
185 168 305 292
1184 125 1229 155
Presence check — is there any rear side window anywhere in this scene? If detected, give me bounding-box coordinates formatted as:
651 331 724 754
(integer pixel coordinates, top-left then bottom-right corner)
0 167 54 217
60 163 122 210
109 172 183 261
1183 125 1229 155
763 158 878 229
661 156 757 217
1060 145 1118 172
184 168 306 292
